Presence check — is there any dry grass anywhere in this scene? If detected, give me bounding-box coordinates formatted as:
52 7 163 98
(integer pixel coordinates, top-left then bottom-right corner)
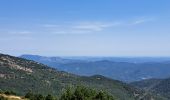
0 94 28 100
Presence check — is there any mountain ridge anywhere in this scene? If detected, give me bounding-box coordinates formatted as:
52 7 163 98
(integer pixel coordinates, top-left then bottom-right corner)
20 55 170 82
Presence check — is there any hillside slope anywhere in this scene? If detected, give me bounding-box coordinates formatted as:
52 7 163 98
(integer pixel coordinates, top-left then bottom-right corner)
131 78 170 99
0 54 166 100
0 54 132 100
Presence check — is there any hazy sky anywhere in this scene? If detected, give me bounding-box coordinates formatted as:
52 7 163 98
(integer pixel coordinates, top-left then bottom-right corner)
0 0 170 56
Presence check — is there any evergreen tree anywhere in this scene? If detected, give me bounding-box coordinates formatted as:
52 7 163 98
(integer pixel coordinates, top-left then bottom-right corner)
60 86 115 100
60 87 73 100
36 94 45 100
45 94 55 100
25 91 34 99
95 91 114 100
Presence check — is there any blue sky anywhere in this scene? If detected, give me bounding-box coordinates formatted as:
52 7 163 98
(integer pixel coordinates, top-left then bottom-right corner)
0 0 170 56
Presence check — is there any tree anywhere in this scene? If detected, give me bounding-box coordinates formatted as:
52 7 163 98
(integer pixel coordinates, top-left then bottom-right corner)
60 86 115 100
45 94 55 100
95 91 114 100
60 87 73 100
25 91 34 99
36 94 45 100
25 92 45 100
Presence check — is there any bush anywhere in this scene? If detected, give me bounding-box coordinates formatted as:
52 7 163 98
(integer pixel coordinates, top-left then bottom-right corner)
25 92 45 100
45 94 56 100
4 90 16 95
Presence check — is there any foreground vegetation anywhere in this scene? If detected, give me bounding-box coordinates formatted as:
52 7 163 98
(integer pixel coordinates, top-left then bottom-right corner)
0 86 115 100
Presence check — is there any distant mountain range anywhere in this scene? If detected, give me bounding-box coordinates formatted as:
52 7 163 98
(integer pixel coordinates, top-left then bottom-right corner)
1 53 165 100
20 55 170 82
20 55 170 63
